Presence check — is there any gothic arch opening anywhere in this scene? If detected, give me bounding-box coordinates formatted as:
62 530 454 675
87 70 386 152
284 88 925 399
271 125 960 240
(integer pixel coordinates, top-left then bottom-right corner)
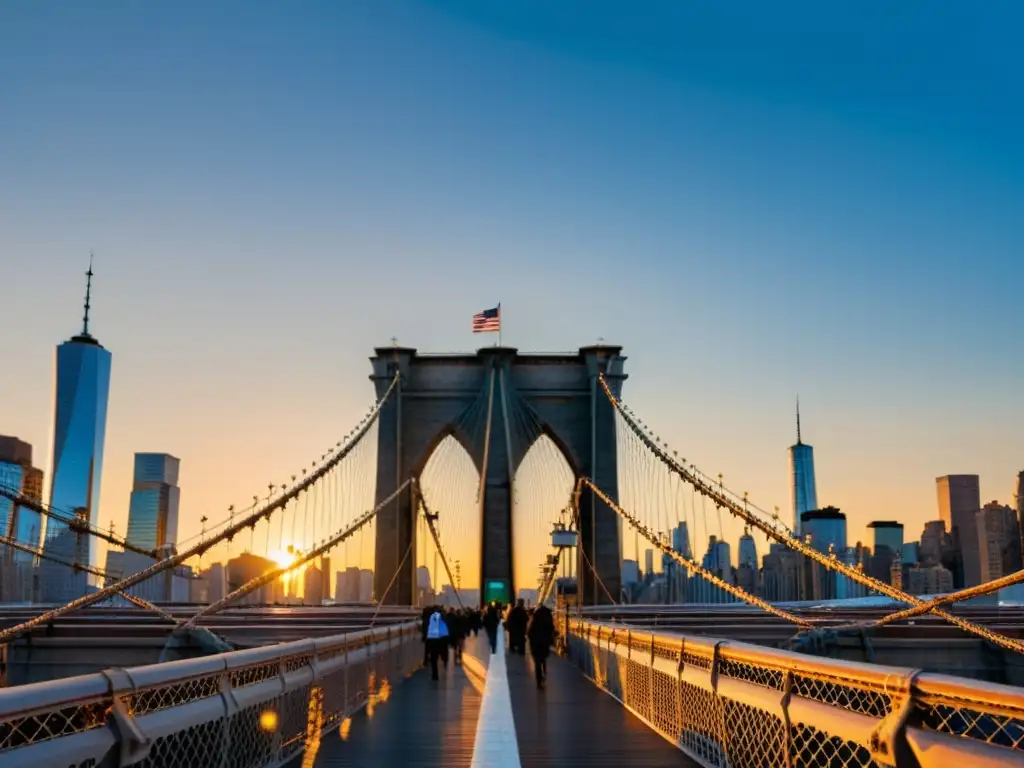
513 434 576 598
417 434 481 601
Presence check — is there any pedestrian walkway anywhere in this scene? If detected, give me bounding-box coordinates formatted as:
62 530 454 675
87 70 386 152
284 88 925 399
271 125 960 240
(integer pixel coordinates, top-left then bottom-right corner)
306 629 694 767
307 656 482 767
503 643 695 767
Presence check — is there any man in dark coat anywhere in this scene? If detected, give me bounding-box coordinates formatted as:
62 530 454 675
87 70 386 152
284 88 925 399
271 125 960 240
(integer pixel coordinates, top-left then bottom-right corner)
505 599 529 655
482 602 500 653
527 604 556 689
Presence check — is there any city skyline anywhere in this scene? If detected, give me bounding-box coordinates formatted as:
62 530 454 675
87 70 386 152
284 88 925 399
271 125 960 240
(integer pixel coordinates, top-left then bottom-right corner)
2 4 1023 585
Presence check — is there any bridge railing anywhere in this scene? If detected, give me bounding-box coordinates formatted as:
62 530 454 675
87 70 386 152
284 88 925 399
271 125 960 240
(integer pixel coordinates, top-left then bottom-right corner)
0 621 422 767
563 617 1024 768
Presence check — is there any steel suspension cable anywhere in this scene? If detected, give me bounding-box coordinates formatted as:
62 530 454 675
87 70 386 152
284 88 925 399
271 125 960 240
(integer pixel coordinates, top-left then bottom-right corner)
578 478 813 627
420 498 464 609
598 375 1024 653
0 373 400 645
0 484 159 558
182 479 413 628
0 536 178 622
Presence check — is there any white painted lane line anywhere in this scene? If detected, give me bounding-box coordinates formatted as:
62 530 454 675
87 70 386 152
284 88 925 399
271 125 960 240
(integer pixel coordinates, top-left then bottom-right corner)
470 631 522 768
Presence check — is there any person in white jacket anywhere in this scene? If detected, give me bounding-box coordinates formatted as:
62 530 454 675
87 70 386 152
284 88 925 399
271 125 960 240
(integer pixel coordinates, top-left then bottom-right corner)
425 607 450 681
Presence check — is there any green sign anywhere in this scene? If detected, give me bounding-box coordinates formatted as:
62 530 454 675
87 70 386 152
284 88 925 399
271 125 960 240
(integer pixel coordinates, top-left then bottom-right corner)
483 579 510 605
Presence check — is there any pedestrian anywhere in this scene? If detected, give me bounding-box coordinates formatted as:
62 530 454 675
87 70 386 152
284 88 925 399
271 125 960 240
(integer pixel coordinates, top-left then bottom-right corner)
425 605 450 681
482 602 500 653
506 599 528 655
527 603 556 689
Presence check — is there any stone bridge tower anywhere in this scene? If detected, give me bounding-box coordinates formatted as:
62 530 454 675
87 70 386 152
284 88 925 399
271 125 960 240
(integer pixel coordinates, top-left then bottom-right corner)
370 345 626 606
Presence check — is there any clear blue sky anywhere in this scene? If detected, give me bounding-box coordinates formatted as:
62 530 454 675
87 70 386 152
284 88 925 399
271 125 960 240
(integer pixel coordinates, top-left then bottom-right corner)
1 2 1022 579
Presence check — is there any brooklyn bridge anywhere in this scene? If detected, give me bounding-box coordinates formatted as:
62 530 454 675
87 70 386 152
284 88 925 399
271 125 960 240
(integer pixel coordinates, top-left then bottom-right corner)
0 345 1021 767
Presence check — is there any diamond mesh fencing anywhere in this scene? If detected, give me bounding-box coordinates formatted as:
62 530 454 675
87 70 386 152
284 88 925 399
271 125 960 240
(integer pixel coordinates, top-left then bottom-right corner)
562 617 1024 768
0 622 422 767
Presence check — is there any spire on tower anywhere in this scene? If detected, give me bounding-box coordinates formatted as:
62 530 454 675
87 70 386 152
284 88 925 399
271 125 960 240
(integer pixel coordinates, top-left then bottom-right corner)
796 396 802 444
82 252 94 337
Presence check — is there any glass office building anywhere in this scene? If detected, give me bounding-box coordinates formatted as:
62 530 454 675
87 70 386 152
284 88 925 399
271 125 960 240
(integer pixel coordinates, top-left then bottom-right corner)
125 453 181 551
790 402 818 535
801 507 848 600
40 266 112 602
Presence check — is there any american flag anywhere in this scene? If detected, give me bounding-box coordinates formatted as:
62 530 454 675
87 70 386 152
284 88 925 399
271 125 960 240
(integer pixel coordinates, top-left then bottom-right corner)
471 305 501 333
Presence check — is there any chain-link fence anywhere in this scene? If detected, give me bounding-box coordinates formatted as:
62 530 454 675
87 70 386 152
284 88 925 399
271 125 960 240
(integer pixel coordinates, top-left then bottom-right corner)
562 617 1024 768
0 621 421 767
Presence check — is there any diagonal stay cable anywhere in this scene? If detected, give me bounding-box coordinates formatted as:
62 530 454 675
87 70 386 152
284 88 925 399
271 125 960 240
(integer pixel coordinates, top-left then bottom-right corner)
579 478 813 627
0 484 159 559
419 496 464 609
0 536 177 623
0 373 400 646
597 375 1024 653
829 570 1024 633
181 479 414 629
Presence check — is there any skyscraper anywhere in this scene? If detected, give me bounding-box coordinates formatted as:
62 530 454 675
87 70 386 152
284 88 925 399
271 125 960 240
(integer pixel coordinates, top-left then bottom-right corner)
736 527 760 596
0 437 44 601
125 454 181 551
41 261 113 602
801 507 847 600
976 501 1022 583
0 436 44 554
790 400 818 535
936 475 981 588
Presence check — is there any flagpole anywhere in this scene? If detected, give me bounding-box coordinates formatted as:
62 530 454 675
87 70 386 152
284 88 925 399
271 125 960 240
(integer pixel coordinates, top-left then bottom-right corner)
497 302 501 347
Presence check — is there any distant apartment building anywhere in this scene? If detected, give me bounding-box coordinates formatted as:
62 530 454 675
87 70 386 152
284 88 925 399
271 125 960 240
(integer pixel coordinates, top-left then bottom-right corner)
227 552 277 606
976 501 1022 583
622 559 640 585
191 562 226 603
304 563 324 605
761 543 804 602
359 569 373 601
736 527 760 596
907 565 954 596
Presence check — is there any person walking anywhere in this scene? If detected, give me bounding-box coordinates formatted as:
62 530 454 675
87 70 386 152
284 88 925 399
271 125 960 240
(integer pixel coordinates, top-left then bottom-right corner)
527 603 556 689
425 606 450 681
482 602 500 653
506 599 529 655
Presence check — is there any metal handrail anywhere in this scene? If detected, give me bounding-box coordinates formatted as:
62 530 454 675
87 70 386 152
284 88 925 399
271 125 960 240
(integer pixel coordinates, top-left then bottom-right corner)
0 620 422 766
563 617 1024 768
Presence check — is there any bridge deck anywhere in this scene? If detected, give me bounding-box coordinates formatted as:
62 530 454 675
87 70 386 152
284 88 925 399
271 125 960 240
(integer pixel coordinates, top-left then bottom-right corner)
306 633 693 767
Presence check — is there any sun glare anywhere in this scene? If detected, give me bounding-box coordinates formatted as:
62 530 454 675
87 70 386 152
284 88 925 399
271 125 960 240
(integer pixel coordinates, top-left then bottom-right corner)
269 549 295 569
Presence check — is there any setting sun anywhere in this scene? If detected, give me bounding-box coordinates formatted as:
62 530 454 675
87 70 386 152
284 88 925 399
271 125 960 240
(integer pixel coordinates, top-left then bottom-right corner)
269 549 296 569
